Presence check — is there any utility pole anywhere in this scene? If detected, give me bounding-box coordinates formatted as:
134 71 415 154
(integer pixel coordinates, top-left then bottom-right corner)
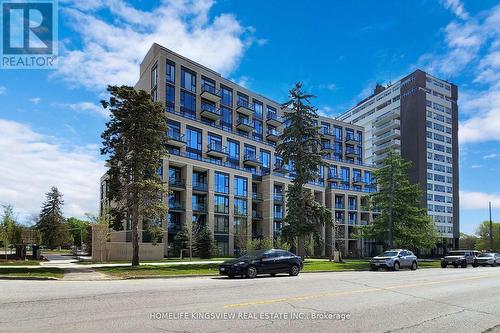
489 202 493 251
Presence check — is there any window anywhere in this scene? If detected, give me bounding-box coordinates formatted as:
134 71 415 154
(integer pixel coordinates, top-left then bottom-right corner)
186 127 202 157
180 91 196 116
234 176 248 197
234 217 247 235
151 64 157 89
214 172 229 194
214 215 229 233
227 139 240 161
234 198 247 216
244 144 257 159
166 61 175 83
341 167 350 182
214 195 229 214
261 150 271 170
181 67 196 92
221 85 233 107
221 106 232 129
166 84 175 112
254 100 263 119
253 119 263 140
274 204 283 219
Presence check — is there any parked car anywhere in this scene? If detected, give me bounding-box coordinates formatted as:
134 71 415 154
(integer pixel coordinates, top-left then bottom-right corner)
473 253 500 267
219 249 303 278
440 250 479 268
369 249 418 271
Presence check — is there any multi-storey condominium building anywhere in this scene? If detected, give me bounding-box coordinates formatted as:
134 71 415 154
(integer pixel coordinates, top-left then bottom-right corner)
101 43 379 258
337 70 459 252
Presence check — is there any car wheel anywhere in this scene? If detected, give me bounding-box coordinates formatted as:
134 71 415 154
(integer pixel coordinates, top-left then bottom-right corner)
453 264 458 268
246 266 258 279
393 262 400 271
228 274 235 278
411 261 418 270
472 263 478 268
270 273 276 277
441 262 447 268
289 264 300 276
370 266 378 271
492 262 497 267
461 260 467 268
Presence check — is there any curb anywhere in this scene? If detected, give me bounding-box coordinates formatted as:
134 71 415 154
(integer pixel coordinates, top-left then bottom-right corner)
0 276 60 281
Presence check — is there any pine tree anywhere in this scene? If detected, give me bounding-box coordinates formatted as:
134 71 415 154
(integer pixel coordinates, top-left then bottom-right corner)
173 226 190 258
358 152 438 250
101 85 168 266
276 82 332 257
196 226 215 259
36 187 70 248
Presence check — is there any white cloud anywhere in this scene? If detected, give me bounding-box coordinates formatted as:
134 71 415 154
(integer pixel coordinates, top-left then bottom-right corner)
418 3 500 144
483 153 499 159
441 0 469 20
319 83 337 91
55 0 258 91
30 97 41 105
58 102 109 118
470 164 482 169
318 106 334 117
0 86 6 95
460 191 500 209
0 119 106 221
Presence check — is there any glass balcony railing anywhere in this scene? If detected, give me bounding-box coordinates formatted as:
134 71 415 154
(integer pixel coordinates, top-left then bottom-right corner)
252 192 263 201
168 178 185 188
192 181 208 192
193 203 207 212
201 102 222 116
236 100 254 111
207 142 227 154
266 111 282 123
201 83 221 97
167 129 186 142
237 117 253 127
168 201 184 210
273 193 284 202
267 128 280 137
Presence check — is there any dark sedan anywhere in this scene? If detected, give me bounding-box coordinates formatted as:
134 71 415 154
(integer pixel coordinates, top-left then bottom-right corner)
219 249 303 278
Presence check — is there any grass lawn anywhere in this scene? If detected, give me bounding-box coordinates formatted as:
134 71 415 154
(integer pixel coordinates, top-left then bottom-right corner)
0 259 41 266
0 267 64 279
41 249 73 255
77 257 231 265
97 259 442 278
97 263 221 278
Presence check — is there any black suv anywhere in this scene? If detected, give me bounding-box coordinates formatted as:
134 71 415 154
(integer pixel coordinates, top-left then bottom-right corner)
219 249 303 278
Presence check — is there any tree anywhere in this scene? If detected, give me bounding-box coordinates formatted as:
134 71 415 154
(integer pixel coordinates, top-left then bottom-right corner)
101 85 168 266
0 205 17 260
459 233 478 250
475 221 500 251
66 217 90 247
357 152 438 250
86 210 112 262
36 187 71 248
196 226 215 259
276 82 332 258
172 226 190 258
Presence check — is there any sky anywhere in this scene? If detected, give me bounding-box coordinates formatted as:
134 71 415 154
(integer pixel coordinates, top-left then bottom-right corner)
1 0 500 234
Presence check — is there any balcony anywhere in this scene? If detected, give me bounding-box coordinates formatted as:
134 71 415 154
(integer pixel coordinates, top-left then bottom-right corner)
345 148 359 159
373 110 400 127
345 134 359 145
273 162 289 173
374 119 400 136
252 192 263 201
236 118 253 132
192 181 208 193
200 103 222 120
266 128 280 142
352 177 366 186
193 203 207 213
373 129 400 146
168 200 184 211
168 178 185 190
266 111 282 127
200 83 221 103
327 173 342 181
206 142 228 158
243 153 261 167
236 100 254 116
252 210 263 220
374 139 401 155
273 193 284 203
321 143 334 153
166 129 186 148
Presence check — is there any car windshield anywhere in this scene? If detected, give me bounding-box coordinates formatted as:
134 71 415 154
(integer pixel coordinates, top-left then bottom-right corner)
478 253 494 257
239 250 268 259
448 251 466 256
379 251 398 257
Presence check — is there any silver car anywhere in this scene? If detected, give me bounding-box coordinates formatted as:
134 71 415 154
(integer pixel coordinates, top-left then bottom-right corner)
370 249 418 271
441 250 480 268
473 253 500 267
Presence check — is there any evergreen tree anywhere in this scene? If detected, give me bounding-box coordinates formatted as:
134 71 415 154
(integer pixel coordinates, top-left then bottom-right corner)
173 226 190 258
36 187 71 247
358 152 438 250
101 85 168 266
196 226 215 259
276 82 332 257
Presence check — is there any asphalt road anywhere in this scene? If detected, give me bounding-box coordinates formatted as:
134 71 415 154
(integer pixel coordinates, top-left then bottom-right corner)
1 267 500 333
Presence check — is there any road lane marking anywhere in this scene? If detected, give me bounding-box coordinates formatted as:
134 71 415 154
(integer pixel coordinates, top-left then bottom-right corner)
223 274 498 308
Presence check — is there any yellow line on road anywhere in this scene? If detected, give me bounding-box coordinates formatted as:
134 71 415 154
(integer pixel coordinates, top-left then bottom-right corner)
223 274 496 309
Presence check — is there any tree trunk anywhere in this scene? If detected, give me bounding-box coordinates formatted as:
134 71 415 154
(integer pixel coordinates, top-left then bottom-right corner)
132 196 140 266
297 235 306 259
